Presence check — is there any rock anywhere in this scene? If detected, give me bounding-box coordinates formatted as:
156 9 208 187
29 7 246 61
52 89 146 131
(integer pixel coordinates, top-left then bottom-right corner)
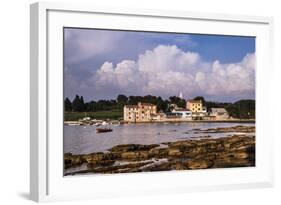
64 134 255 174
81 152 120 165
88 161 153 174
167 140 196 148
195 125 255 134
120 151 137 159
121 151 149 160
233 152 249 159
168 148 182 156
64 153 86 169
186 159 214 169
109 144 159 152
141 161 172 172
87 159 116 167
190 135 211 139
213 144 255 168
149 148 169 158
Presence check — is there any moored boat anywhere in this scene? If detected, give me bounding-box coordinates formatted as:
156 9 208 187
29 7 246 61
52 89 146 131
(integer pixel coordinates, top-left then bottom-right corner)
96 128 113 133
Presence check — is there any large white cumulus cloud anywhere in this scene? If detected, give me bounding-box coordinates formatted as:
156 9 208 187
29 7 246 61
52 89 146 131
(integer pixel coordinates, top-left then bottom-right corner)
93 45 255 100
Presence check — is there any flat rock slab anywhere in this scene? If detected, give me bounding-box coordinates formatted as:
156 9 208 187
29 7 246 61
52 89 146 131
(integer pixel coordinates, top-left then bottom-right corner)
64 134 255 175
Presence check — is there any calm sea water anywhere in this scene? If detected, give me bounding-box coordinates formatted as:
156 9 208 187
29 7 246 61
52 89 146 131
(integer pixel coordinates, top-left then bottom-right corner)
64 122 255 155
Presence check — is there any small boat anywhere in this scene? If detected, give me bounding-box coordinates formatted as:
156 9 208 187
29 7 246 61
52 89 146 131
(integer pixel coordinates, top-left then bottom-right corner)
96 128 113 133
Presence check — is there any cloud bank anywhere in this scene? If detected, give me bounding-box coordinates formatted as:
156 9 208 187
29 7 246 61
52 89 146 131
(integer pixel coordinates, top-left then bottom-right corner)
64 28 255 102
85 45 255 101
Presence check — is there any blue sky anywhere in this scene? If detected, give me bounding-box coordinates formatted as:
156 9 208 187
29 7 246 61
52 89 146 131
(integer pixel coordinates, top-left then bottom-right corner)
64 28 255 102
187 34 255 63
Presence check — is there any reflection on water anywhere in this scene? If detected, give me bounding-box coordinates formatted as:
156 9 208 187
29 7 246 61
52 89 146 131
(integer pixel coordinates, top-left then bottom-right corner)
64 122 255 155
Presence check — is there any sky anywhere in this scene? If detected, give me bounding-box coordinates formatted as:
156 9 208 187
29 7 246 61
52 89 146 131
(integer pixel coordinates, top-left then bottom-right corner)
64 28 255 102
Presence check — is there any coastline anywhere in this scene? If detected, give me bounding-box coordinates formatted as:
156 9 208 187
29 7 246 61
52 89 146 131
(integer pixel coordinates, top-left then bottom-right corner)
64 125 255 175
64 135 255 175
64 119 255 126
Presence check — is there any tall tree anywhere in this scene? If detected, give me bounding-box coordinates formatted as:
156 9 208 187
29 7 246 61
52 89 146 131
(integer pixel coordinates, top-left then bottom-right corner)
169 96 186 108
64 97 72 111
233 99 255 119
72 95 85 112
156 96 169 112
193 96 206 106
80 96 86 111
128 96 141 105
117 94 128 105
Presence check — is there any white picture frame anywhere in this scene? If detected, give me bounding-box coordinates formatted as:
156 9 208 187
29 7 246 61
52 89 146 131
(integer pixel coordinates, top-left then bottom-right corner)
30 2 274 202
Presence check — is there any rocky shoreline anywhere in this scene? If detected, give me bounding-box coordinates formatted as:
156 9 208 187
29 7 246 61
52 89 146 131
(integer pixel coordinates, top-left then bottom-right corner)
64 119 255 126
64 126 255 175
192 125 255 134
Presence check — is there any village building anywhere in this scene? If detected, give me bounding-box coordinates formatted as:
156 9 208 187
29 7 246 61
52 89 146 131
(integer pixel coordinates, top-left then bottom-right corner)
210 108 229 120
123 98 230 122
151 112 166 121
171 108 192 119
123 102 157 122
166 112 181 119
186 100 207 119
186 100 203 113
202 106 207 112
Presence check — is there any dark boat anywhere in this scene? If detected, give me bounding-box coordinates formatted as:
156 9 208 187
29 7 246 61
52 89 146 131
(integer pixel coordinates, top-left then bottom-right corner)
96 128 113 133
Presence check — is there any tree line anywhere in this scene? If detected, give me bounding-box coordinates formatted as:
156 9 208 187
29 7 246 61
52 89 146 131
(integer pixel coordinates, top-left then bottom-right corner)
65 94 180 113
65 94 255 119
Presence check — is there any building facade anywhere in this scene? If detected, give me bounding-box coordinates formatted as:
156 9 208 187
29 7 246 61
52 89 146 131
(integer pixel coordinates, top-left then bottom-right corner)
123 102 157 122
186 100 203 113
210 108 229 120
171 108 192 119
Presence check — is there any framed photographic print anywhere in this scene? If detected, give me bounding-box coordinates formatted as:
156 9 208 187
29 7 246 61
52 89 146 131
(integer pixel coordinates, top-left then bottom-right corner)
30 2 274 202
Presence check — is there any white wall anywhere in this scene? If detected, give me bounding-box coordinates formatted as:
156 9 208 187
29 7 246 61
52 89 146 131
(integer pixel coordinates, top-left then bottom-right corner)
0 0 280 204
